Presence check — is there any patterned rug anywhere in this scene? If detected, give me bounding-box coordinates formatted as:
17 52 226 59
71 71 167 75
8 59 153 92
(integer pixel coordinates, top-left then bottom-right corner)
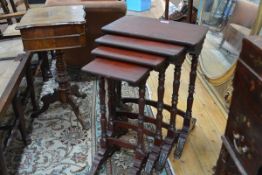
3 62 175 175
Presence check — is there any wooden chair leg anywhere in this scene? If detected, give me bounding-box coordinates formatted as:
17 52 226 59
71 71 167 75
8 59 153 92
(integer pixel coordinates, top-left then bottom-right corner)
131 82 147 174
12 94 28 145
26 64 38 112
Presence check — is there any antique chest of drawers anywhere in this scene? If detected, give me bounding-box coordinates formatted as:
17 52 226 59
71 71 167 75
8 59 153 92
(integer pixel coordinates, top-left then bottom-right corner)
215 36 262 175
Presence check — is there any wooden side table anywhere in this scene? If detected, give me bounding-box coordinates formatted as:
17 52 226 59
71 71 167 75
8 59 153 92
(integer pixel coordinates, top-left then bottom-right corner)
100 15 208 163
16 5 89 129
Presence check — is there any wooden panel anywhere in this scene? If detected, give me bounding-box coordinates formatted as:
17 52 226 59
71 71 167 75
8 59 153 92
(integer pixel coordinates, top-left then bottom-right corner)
20 24 85 38
102 16 208 48
225 60 262 175
21 33 86 51
82 58 149 85
91 46 166 69
240 36 262 75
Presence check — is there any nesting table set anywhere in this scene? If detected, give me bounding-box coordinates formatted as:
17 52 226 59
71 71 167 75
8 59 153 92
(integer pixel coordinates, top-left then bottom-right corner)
7 4 208 174
82 16 207 174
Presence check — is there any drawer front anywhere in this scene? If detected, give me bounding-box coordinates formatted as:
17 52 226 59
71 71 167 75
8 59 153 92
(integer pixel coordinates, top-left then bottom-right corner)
20 24 86 51
226 61 262 175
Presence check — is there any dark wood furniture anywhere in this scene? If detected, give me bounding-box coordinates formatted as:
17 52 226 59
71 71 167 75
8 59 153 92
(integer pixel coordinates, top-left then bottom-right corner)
82 58 151 174
16 5 89 129
94 35 186 173
0 53 37 175
215 36 262 175
100 15 207 160
84 15 207 174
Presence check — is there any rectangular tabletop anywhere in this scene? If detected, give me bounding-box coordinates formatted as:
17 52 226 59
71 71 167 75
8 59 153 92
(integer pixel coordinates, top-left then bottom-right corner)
92 46 166 69
82 58 149 85
102 15 208 48
16 5 86 29
96 34 185 58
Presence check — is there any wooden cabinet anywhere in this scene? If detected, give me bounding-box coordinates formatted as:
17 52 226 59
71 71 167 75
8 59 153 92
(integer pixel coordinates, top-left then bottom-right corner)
215 36 262 175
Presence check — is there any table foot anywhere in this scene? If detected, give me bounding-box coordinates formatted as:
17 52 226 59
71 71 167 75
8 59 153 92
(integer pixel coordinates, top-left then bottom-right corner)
144 146 161 175
174 117 196 159
67 95 90 130
31 90 59 118
189 117 197 131
155 138 176 171
130 153 147 175
71 84 86 99
174 133 187 159
88 147 117 175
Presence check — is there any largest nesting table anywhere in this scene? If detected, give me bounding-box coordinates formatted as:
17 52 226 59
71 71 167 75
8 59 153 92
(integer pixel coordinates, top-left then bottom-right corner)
95 15 208 170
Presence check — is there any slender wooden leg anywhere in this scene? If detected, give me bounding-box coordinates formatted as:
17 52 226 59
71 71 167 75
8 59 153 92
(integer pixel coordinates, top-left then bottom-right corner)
131 82 147 175
0 144 8 175
26 64 38 112
89 77 117 175
38 51 52 82
12 94 29 145
144 65 167 174
174 54 198 159
0 0 12 24
107 80 116 136
156 63 182 171
116 81 122 107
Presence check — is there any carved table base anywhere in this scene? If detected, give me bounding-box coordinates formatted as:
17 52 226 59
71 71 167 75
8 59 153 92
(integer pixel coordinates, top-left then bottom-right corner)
31 50 88 129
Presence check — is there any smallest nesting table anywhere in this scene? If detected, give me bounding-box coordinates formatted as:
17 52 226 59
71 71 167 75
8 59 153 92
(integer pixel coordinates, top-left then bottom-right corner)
16 5 89 128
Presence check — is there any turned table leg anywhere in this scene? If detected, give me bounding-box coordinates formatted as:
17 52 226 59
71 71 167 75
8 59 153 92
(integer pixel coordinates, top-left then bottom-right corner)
88 77 117 175
174 54 198 159
131 82 147 175
156 63 182 171
144 64 167 174
31 50 88 129
108 80 116 136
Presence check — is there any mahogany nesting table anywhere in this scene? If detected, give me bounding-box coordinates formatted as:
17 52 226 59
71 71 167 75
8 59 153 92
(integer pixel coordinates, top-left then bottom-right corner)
88 15 208 174
16 6 89 129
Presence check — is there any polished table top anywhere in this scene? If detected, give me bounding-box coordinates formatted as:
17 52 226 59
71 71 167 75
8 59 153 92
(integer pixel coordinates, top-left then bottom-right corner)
16 5 85 29
102 15 208 48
